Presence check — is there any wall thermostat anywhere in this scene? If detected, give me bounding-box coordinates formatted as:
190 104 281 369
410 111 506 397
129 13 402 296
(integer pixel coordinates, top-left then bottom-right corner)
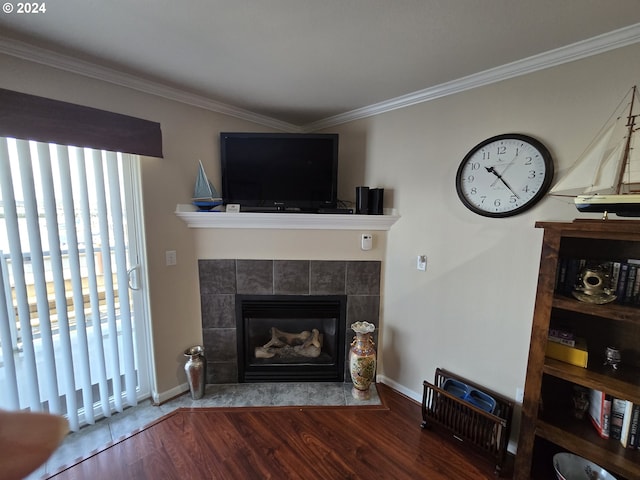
361 233 373 251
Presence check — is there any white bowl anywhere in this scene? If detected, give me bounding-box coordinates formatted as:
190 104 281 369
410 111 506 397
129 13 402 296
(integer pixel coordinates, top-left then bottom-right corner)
553 453 617 480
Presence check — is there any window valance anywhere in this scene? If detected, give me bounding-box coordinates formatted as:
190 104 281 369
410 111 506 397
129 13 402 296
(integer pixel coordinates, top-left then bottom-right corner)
0 88 163 158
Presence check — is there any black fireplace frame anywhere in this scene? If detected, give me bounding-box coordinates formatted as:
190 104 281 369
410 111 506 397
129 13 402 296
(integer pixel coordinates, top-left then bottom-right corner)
236 294 347 383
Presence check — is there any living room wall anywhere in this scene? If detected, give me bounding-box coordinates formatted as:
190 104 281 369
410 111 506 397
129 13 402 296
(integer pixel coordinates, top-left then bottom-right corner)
0 52 392 402
0 52 279 400
1 41 640 419
325 42 640 407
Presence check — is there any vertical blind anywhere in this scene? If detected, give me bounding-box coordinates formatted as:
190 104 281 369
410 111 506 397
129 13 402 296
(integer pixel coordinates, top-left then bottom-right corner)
0 137 139 430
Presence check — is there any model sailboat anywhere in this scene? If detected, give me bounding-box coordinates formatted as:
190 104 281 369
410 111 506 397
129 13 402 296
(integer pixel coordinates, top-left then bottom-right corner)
550 85 640 217
192 160 223 211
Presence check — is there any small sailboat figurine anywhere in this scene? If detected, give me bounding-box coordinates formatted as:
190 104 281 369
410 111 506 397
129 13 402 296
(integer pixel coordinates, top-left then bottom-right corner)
192 159 223 211
550 85 640 218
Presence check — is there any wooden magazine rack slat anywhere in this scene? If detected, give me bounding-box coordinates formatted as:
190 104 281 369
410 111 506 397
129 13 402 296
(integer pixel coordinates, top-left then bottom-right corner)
421 368 514 476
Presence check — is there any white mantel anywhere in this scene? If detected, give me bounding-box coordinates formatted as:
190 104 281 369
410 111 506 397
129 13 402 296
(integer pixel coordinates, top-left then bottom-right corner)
175 204 400 230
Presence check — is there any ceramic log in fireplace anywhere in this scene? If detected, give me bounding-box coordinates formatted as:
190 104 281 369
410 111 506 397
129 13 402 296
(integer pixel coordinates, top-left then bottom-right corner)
236 295 346 382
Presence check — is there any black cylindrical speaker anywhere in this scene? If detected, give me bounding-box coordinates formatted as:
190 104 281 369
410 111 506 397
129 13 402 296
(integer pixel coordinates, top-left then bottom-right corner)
369 188 384 214
355 186 369 214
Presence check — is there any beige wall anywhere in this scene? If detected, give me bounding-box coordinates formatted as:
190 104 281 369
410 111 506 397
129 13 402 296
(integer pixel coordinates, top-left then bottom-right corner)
326 43 640 404
0 53 278 397
2 42 640 416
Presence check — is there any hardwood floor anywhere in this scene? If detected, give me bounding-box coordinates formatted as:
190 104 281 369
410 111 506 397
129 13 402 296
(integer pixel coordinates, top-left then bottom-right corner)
48 384 506 479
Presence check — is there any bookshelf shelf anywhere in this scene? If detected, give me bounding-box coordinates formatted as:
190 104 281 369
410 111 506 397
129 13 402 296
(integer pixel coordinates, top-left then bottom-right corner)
514 220 640 480
536 416 640 480
543 358 640 404
553 295 640 324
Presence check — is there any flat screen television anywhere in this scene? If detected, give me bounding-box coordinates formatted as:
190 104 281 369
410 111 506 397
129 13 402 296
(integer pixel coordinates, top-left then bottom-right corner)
220 132 339 212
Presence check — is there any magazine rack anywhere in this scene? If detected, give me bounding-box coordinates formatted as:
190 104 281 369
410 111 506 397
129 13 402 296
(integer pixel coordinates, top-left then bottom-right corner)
421 368 514 476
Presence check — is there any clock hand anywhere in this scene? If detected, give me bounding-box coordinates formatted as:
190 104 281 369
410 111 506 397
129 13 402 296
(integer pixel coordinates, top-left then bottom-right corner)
490 152 519 187
485 166 520 198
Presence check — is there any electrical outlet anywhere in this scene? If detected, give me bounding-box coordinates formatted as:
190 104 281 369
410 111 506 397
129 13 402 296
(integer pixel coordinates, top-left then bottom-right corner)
417 255 427 271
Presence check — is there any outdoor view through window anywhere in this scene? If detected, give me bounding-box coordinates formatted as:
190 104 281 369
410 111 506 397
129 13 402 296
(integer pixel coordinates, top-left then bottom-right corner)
0 137 149 431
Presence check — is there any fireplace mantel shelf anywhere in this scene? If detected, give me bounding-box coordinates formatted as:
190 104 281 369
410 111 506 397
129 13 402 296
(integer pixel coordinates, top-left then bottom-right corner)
175 204 400 230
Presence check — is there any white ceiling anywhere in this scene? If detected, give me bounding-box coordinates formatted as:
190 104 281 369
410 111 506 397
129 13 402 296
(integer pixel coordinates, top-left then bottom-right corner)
1 1 640 130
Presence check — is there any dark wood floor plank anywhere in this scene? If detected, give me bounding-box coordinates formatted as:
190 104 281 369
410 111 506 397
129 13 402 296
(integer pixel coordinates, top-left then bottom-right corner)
48 383 504 479
225 411 317 478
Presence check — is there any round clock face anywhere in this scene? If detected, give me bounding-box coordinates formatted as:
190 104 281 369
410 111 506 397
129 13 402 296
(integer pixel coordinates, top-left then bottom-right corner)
455 133 554 218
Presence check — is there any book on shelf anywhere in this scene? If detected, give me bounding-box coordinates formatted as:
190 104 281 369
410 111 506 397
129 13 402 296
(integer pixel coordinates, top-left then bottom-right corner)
548 327 575 347
611 261 621 293
624 264 637 302
624 260 640 304
627 403 640 449
547 336 576 347
545 337 588 368
588 390 611 439
556 258 585 295
616 263 630 302
610 397 628 440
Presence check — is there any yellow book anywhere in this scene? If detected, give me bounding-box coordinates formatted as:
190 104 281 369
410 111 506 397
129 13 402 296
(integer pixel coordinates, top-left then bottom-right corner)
545 337 588 368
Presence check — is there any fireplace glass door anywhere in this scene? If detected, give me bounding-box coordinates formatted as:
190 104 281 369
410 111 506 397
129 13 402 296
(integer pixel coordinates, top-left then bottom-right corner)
236 295 346 382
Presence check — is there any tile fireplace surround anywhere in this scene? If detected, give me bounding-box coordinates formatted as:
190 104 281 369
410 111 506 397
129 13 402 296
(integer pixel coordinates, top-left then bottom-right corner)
198 259 381 384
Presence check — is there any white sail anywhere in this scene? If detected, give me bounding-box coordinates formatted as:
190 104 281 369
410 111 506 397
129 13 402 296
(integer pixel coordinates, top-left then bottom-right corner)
550 119 626 196
193 159 221 201
588 139 625 194
622 132 640 190
550 85 640 203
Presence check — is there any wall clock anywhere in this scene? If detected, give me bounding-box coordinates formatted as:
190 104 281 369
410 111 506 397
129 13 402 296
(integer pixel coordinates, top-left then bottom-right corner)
455 133 554 218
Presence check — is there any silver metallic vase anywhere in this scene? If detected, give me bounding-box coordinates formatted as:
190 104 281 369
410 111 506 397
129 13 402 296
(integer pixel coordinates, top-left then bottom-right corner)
184 345 206 399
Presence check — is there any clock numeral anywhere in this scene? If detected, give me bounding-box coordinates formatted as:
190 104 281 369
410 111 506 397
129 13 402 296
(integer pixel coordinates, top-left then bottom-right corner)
524 156 533 165
470 162 481 170
482 151 490 160
528 170 536 179
509 195 518 204
496 146 507 155
470 187 477 195
467 175 475 183
494 199 501 207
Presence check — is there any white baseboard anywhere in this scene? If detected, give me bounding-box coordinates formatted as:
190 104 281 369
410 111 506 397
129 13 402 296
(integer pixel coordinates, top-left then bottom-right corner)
376 375 421 403
152 383 189 404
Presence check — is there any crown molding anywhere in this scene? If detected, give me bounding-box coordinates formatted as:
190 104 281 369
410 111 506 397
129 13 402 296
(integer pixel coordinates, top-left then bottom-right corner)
1 23 639 133
302 23 640 132
0 35 302 133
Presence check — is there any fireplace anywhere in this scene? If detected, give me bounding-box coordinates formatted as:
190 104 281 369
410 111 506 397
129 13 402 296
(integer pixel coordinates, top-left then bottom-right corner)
199 259 381 384
236 295 346 382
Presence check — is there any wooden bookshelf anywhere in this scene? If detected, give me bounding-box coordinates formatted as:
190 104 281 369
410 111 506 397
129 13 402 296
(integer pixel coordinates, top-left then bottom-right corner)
514 220 640 480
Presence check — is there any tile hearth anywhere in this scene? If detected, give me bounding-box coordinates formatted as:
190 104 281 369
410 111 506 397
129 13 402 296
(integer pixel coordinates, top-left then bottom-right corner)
28 382 380 479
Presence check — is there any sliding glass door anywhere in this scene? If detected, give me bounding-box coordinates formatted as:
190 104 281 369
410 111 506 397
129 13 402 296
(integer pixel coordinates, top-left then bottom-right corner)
0 137 151 431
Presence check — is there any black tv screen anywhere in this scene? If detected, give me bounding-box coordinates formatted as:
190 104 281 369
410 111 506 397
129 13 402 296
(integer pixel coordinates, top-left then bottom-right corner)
220 132 339 212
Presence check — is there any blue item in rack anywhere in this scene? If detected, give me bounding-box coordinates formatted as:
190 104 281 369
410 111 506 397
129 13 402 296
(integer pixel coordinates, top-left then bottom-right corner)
442 378 469 399
442 378 497 414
